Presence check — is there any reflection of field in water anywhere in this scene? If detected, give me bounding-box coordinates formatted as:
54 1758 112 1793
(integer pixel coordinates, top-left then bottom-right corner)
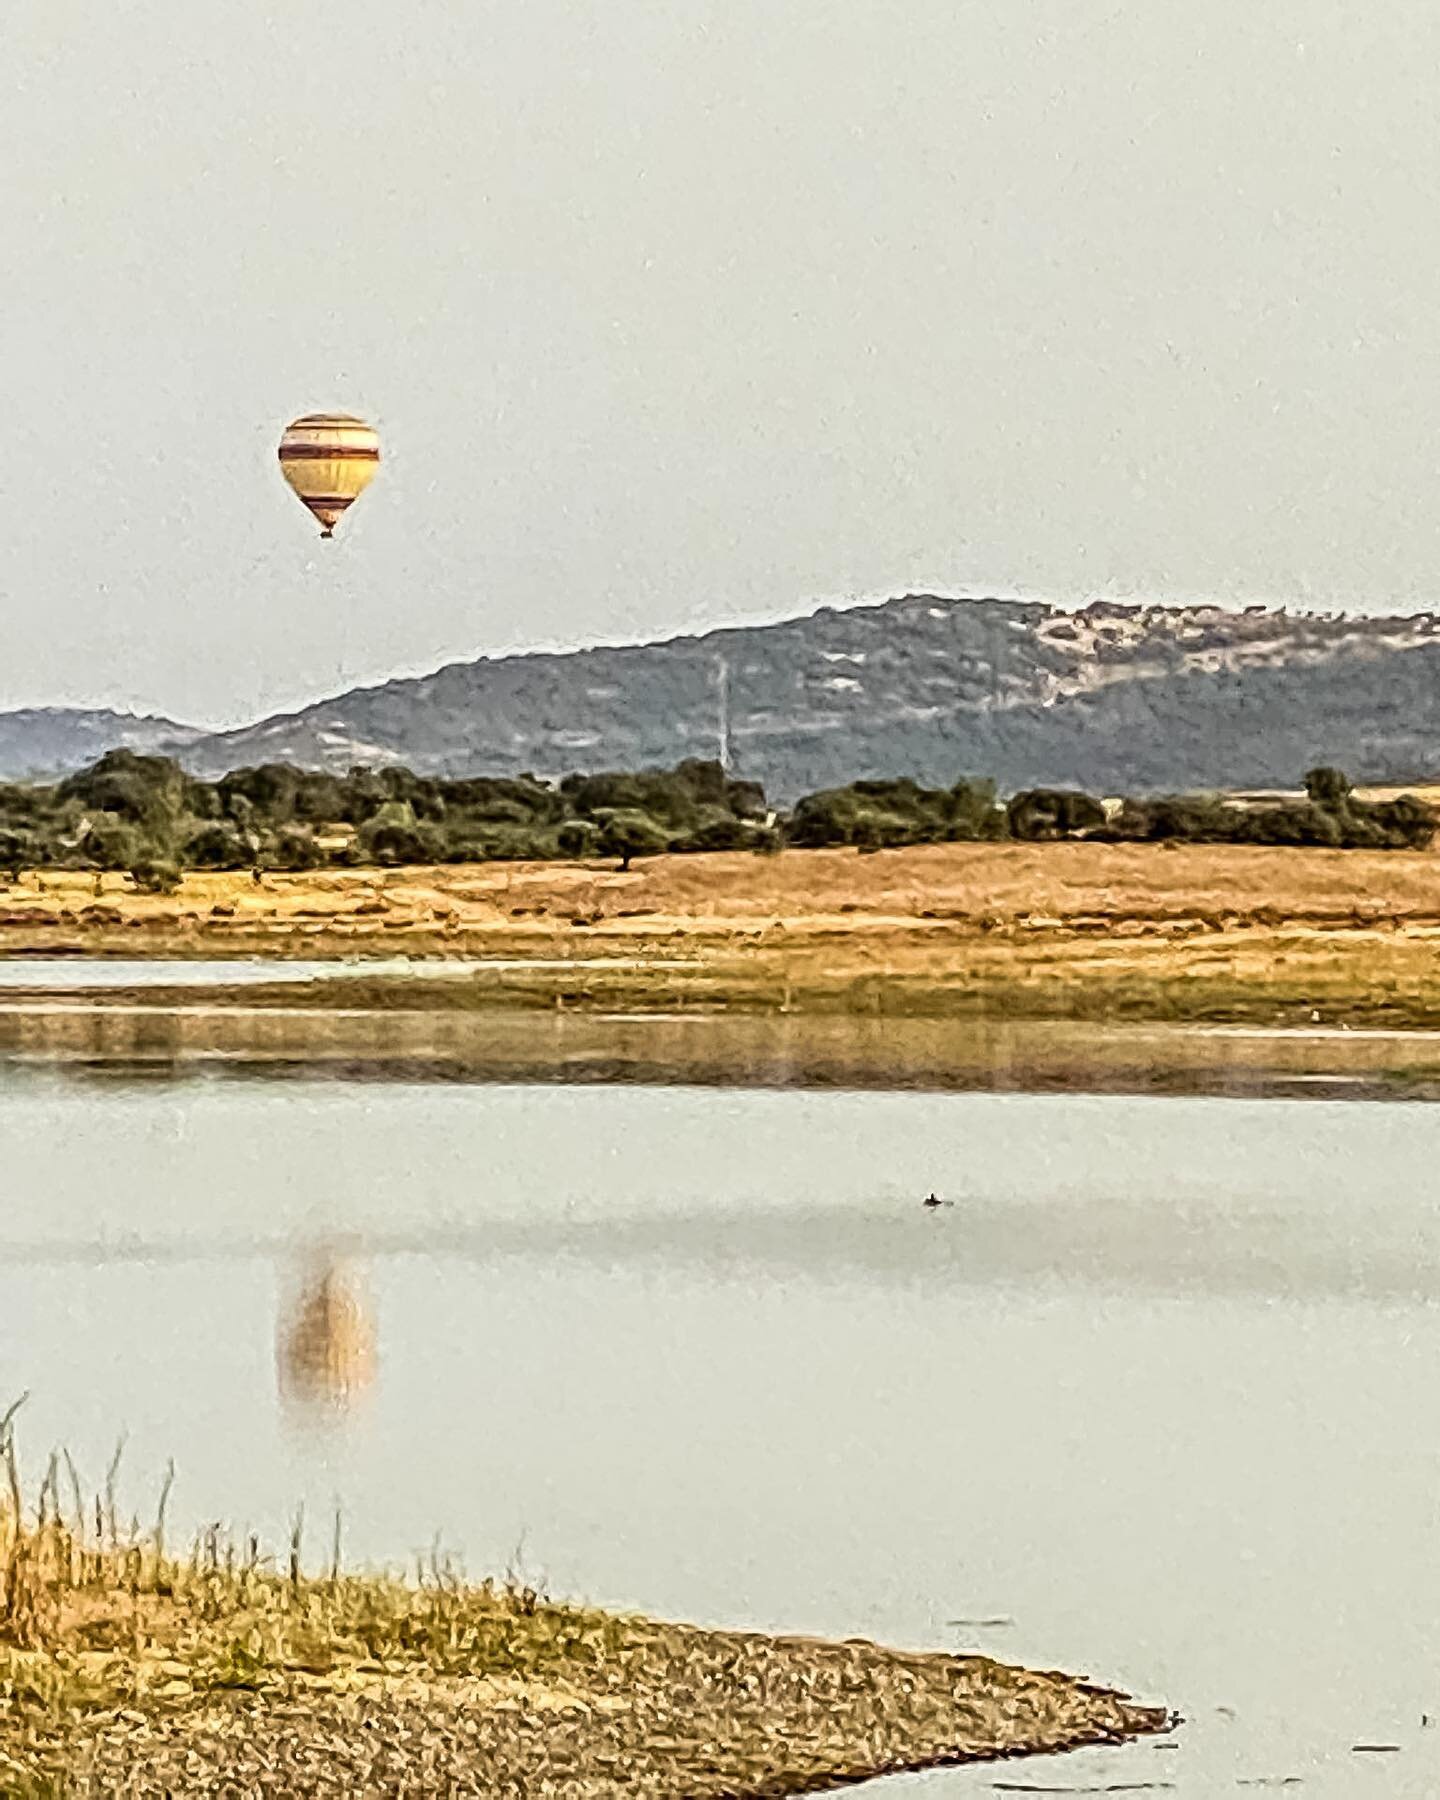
0 958 694 989
1 1000 1440 1100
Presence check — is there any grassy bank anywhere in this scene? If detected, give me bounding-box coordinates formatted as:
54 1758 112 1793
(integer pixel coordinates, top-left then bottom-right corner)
0 1437 1170 1797
2 840 1440 1026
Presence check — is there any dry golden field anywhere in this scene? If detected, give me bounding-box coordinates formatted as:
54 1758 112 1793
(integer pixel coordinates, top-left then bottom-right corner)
0 839 1438 1025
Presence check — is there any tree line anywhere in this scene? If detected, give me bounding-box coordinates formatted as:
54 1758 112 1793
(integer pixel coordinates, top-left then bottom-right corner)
0 753 1429 889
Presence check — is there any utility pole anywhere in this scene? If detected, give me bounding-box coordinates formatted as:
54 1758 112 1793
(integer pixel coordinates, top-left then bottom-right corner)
715 649 733 773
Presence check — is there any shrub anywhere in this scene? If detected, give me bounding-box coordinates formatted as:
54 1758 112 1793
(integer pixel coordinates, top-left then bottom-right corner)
83 817 148 868
850 809 914 850
265 826 325 871
595 810 672 869
1357 795 1436 850
947 777 1004 839
462 826 561 862
557 821 602 859
358 808 448 866
785 789 859 847
439 776 562 823
129 857 182 895
788 776 1006 848
1006 789 1107 841
669 812 756 853
0 829 34 882
1304 767 1353 812
60 751 187 850
1232 803 1342 848
183 823 251 869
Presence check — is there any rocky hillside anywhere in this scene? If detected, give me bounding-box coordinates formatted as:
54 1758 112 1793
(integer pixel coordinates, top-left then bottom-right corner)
9 596 1440 796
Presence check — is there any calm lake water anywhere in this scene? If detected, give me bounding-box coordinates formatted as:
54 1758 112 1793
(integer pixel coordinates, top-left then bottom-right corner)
3 1013 1440 1795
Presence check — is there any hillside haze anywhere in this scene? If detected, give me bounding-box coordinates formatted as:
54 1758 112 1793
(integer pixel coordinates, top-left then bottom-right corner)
0 709 205 784
10 596 1440 797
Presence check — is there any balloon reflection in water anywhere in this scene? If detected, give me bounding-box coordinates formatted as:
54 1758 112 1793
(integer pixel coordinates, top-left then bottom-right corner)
276 1254 376 1415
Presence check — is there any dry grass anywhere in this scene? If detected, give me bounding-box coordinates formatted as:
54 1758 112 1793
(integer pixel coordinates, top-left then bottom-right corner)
3 840 1440 1025
0 1419 1170 1796
12 839 1440 934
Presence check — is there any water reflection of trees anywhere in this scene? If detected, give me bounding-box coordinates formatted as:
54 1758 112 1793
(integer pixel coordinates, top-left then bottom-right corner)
276 1252 376 1416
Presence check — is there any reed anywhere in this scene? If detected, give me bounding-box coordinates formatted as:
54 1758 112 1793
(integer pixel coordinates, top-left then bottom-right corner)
0 1416 1171 1795
0 1422 603 1694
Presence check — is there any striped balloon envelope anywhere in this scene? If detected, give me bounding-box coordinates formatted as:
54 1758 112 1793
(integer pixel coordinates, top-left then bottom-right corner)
277 412 381 538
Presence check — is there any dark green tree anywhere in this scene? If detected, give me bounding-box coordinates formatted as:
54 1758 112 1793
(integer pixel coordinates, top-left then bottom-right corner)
1304 767 1353 812
265 826 325 871
0 829 34 883
128 856 182 894
357 802 446 865
183 822 250 869
84 817 148 869
669 810 756 853
1006 789 1107 841
596 810 671 870
557 820 602 858
60 750 188 853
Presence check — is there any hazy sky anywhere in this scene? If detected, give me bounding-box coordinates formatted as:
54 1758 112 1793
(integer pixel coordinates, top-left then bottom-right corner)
4 2 1439 727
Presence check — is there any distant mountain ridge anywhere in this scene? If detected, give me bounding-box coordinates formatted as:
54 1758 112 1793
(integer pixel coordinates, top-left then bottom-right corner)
8 595 1440 797
0 709 205 783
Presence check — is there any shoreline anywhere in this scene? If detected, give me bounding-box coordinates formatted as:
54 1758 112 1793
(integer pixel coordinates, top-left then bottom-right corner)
0 1481 1172 1797
12 1634 1173 1798
1 839 1440 1029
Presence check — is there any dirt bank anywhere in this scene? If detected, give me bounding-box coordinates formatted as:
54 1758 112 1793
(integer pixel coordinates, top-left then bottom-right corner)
0 1509 1170 1797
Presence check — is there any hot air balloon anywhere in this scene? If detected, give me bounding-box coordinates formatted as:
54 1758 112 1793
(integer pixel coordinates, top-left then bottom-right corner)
277 412 380 539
